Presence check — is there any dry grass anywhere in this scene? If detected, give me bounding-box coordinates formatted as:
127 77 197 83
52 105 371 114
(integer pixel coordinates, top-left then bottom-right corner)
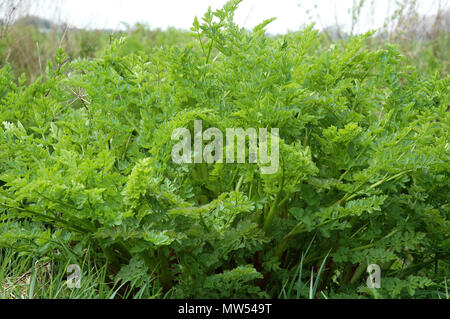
1 261 52 299
0 0 104 81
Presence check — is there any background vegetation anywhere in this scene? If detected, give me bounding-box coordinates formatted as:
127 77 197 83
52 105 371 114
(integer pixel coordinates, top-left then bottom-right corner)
0 0 448 299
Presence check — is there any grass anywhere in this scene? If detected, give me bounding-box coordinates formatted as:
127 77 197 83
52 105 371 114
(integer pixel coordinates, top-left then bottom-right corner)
0 248 165 299
279 236 331 299
0 249 111 298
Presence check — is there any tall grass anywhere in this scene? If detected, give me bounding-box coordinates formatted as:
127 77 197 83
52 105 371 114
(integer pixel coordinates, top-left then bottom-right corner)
306 0 449 76
0 248 164 299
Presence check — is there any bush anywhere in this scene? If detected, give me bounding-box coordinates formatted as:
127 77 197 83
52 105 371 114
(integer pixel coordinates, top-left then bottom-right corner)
0 0 448 298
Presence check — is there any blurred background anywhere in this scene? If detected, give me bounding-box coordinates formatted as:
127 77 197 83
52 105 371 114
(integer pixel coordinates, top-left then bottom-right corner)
0 0 448 81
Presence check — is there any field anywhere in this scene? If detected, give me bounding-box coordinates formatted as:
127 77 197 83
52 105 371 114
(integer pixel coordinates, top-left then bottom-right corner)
0 0 448 299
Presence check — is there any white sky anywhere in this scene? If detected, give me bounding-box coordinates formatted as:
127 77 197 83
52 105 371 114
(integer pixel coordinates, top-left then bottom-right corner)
16 0 447 34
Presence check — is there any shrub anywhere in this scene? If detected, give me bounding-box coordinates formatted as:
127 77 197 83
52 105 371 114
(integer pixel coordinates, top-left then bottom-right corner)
0 0 448 298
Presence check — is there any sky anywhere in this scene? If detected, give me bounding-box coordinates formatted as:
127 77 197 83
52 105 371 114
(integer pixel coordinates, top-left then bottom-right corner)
14 0 447 34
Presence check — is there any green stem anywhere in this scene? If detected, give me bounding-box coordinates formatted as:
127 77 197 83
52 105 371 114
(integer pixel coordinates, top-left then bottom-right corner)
158 247 173 293
263 165 285 233
0 203 90 233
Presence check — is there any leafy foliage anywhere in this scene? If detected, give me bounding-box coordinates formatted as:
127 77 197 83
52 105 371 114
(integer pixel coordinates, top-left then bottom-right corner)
0 0 448 298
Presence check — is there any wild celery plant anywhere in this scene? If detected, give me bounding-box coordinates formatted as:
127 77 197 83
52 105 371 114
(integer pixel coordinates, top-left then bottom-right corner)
0 0 448 298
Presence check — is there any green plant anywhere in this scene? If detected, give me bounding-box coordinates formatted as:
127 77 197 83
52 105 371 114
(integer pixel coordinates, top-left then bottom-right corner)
0 0 448 299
